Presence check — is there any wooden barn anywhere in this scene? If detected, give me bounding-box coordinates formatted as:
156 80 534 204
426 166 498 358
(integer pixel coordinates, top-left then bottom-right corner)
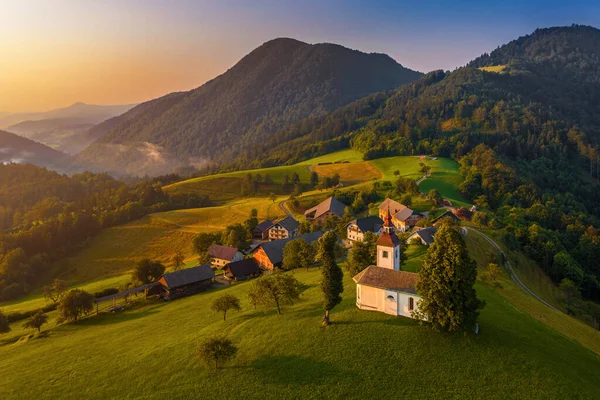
223 258 262 281
150 264 215 300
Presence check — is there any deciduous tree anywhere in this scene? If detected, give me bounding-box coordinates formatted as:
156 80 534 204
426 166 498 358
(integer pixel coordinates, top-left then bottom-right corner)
24 310 48 333
58 289 94 322
248 273 302 315
347 232 377 276
43 279 67 303
132 259 165 284
211 294 241 321
282 239 313 271
198 337 238 369
172 251 185 271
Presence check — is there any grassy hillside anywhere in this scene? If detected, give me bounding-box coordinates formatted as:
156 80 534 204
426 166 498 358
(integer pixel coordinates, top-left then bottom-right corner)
418 158 469 206
1 268 599 399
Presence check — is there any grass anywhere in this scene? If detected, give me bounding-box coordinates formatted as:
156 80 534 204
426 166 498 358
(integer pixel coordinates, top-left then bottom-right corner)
418 158 469 207
368 155 424 181
478 65 508 73
402 245 427 273
1 268 599 399
311 161 381 184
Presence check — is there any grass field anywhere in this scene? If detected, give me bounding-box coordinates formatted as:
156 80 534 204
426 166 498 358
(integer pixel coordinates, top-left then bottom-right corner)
368 155 424 181
418 158 469 206
402 245 427 273
478 65 508 73
311 161 381 184
1 268 599 400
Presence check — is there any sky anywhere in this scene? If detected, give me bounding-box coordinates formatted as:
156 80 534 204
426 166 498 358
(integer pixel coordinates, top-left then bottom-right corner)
1 0 599 113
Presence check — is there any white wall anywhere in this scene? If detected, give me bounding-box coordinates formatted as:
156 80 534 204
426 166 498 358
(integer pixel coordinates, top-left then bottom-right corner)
356 284 420 319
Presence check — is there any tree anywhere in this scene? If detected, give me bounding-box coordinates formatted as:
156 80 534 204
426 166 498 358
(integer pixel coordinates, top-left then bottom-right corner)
43 279 67 303
399 193 412 208
193 232 219 254
393 170 400 177
488 263 501 282
310 171 319 187
0 310 10 333
132 259 165 284
198 337 238 369
282 239 313 271
291 172 300 185
559 278 580 308
264 174 273 185
426 189 443 206
57 289 94 322
414 225 485 332
172 250 185 271
472 211 488 228
211 294 241 321
248 273 302 315
319 232 343 325
347 232 377 276
269 193 277 203
24 310 48 333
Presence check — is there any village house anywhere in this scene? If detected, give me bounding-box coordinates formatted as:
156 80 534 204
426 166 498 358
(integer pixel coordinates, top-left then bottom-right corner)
252 219 273 240
304 196 347 222
432 210 461 225
150 264 215 300
223 258 262 281
378 198 423 232
253 231 325 270
268 216 299 240
346 216 383 242
353 209 422 318
207 244 244 268
406 226 437 246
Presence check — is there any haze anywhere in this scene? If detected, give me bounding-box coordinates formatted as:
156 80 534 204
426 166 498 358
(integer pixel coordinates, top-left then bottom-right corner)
1 0 599 113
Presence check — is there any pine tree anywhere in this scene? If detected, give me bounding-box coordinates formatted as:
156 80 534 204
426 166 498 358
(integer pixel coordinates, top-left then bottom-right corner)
319 232 343 326
414 225 485 332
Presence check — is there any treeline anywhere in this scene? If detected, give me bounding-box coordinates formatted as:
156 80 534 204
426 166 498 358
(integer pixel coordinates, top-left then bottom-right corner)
0 163 210 301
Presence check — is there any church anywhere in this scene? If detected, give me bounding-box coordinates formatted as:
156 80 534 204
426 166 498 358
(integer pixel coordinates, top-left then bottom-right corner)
353 208 422 318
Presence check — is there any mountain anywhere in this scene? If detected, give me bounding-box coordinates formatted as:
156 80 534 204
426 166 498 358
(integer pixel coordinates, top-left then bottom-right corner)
0 102 136 130
6 118 96 154
0 130 67 168
73 38 422 176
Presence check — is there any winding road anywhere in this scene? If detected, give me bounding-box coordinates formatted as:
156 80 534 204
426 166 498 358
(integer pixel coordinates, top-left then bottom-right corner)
465 227 560 312
279 200 293 217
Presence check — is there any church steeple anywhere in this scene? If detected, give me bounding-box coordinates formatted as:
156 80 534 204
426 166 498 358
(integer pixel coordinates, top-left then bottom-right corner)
376 206 401 270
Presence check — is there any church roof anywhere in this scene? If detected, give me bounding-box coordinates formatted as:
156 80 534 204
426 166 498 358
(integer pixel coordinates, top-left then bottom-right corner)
353 266 419 294
376 207 400 247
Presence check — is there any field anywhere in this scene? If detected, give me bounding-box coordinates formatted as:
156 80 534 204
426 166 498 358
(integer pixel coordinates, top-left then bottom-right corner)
368 155 424 181
1 268 599 400
311 161 381 184
418 158 469 206
478 65 508 73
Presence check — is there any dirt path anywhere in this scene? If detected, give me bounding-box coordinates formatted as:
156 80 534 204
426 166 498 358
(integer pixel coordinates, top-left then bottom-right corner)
279 200 293 217
465 227 560 312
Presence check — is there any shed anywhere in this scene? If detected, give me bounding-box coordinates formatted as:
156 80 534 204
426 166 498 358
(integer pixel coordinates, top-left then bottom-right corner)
153 264 215 300
224 258 262 281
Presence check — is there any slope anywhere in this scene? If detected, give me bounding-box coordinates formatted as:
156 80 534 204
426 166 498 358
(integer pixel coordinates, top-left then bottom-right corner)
0 130 66 168
74 38 422 176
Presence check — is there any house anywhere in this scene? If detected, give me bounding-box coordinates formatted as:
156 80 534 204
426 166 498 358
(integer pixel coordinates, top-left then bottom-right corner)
432 210 461 225
346 216 383 242
207 244 243 269
268 216 299 241
253 220 273 240
378 198 423 232
353 209 422 319
223 258 262 281
406 226 437 246
151 264 215 300
253 231 325 270
304 196 347 222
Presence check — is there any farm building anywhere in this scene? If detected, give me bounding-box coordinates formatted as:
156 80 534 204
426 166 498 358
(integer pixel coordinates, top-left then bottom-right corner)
378 198 423 232
346 216 383 242
223 258 262 281
268 216 299 240
432 210 461 225
253 231 325 270
406 226 437 246
150 264 215 300
208 244 243 268
304 196 347 222
253 219 273 240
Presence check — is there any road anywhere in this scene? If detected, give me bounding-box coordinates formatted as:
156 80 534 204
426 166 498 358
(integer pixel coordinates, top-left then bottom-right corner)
279 200 293 217
465 227 560 312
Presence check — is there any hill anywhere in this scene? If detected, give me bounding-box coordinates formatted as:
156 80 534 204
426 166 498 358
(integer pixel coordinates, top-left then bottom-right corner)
73 38 422 176
0 130 66 168
6 118 97 154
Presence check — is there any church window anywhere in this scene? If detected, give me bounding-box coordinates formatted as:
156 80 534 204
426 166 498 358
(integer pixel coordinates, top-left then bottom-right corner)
409 297 414 310
382 250 389 258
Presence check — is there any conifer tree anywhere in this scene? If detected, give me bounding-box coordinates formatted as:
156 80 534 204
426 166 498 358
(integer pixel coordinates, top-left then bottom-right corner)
319 232 343 326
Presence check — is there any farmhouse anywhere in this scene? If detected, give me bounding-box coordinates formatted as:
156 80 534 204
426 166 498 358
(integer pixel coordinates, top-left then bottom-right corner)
208 244 243 268
268 216 299 240
223 258 262 281
304 196 347 222
346 216 383 242
152 264 215 300
406 226 437 246
253 231 325 270
353 209 421 318
253 219 273 240
378 198 423 232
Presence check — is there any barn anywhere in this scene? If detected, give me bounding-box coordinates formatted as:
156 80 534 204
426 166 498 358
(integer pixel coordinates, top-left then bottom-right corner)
152 264 215 300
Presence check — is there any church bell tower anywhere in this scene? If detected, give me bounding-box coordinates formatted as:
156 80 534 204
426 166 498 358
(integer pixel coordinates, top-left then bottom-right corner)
376 207 401 270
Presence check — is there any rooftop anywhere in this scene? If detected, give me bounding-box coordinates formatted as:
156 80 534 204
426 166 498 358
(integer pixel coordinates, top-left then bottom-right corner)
208 244 240 260
353 266 419 294
161 264 215 288
304 196 347 219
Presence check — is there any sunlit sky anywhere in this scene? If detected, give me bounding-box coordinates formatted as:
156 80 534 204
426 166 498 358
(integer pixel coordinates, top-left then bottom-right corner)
1 0 599 113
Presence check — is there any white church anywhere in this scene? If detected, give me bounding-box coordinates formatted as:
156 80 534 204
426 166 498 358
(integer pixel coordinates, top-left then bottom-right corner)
353 208 422 318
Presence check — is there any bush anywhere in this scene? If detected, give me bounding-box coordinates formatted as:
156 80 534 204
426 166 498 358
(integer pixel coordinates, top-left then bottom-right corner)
6 303 57 323
94 288 119 299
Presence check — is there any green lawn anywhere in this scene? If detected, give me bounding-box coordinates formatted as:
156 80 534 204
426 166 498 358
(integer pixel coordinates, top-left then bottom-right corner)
418 158 469 207
402 245 427 273
368 155 424 181
1 268 599 399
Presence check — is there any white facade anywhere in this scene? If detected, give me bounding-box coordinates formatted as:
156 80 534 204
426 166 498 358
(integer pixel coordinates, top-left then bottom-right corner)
356 285 420 318
376 243 400 270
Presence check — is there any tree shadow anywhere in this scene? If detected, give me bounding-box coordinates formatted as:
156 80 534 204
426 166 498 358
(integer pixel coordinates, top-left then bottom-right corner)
81 303 168 326
251 355 349 385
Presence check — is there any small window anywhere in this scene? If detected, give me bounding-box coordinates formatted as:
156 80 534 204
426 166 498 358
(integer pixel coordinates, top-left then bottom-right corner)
409 297 414 311
386 295 394 300
382 251 389 259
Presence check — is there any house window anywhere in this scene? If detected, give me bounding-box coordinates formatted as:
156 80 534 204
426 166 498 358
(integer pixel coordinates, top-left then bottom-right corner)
409 297 414 311
382 250 389 259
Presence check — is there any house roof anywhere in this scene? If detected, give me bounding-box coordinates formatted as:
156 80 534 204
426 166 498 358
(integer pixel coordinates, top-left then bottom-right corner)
256 231 325 266
160 264 215 289
255 220 274 233
208 244 240 260
353 266 419 294
433 210 460 224
224 258 261 277
348 216 383 233
304 196 347 219
407 226 437 245
379 198 415 222
273 216 299 232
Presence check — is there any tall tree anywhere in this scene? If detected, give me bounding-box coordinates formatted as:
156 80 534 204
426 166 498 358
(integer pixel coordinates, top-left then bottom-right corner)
211 294 241 321
347 232 377 276
57 289 94 322
282 239 313 271
414 225 485 332
247 273 302 315
310 171 319 187
43 279 67 303
132 259 165 284
319 232 343 325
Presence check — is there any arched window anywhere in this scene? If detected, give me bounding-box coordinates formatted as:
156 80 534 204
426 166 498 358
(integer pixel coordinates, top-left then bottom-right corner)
387 295 394 300
409 297 414 310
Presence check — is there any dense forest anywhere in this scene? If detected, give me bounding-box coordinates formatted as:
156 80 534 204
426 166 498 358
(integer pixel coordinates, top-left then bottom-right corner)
0 163 209 301
73 38 422 176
